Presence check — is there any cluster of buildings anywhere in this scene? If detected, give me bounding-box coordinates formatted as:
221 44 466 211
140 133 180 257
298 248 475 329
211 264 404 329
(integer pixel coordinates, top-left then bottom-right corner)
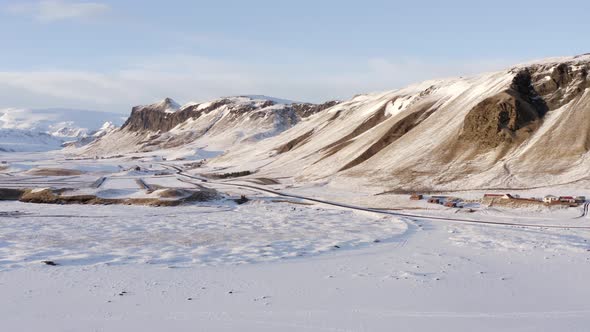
410 194 462 208
541 195 585 204
483 193 585 205
410 193 587 208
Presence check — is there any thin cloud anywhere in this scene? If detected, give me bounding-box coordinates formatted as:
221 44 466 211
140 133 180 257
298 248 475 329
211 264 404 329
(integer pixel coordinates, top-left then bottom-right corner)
0 55 521 112
5 0 110 22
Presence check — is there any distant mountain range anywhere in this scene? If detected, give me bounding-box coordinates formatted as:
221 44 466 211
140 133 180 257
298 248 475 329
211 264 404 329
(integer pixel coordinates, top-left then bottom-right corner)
0 108 125 152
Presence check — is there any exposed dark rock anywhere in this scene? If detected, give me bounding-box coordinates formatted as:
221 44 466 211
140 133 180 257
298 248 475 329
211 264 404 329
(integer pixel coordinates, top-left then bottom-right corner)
276 130 315 154
42 260 58 266
531 63 590 110
121 98 338 134
0 188 26 200
291 100 340 118
234 195 249 205
459 69 548 149
121 99 224 133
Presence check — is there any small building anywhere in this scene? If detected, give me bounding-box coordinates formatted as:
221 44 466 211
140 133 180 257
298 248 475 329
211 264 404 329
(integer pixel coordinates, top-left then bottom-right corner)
410 194 423 201
428 198 440 204
543 195 559 204
575 196 586 203
559 196 576 204
444 201 457 208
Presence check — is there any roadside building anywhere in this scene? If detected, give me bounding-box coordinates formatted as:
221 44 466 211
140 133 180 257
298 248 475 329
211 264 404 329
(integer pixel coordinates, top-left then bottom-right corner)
410 194 423 200
444 201 457 208
543 195 559 204
559 196 576 204
575 196 586 203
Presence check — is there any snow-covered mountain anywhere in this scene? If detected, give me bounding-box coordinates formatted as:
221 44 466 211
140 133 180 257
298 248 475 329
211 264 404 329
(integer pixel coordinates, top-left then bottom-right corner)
84 96 338 157
205 54 590 191
54 54 590 190
0 129 64 152
0 108 126 152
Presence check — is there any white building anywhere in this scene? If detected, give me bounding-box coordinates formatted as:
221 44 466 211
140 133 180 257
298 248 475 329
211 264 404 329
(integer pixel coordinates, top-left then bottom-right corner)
543 195 559 204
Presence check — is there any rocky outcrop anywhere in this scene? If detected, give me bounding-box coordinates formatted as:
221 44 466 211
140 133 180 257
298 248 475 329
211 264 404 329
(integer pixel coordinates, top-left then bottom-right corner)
460 71 546 149
292 101 340 118
121 98 209 132
531 61 590 110
459 59 589 151
121 97 338 134
86 96 338 155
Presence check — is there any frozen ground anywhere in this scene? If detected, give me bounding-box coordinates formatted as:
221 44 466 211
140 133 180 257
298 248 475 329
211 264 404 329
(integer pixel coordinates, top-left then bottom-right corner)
2 202 590 331
0 201 405 268
2 152 590 331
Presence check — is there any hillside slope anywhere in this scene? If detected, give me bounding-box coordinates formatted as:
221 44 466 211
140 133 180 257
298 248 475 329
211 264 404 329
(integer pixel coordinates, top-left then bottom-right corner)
209 54 590 191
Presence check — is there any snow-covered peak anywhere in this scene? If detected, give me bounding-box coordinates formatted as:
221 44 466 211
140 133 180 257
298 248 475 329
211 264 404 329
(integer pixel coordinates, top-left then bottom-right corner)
48 123 89 138
142 98 181 113
93 121 117 137
189 95 301 111
240 95 300 105
512 53 590 70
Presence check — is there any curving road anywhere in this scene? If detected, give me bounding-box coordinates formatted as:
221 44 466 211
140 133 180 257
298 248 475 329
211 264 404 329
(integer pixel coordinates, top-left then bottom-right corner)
162 163 590 230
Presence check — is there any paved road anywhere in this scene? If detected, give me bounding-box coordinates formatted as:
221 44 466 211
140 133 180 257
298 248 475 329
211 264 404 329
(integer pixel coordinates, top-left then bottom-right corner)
161 163 590 230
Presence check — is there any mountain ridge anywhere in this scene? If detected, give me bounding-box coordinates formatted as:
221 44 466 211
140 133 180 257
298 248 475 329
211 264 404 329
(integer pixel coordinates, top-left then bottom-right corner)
205 54 590 191
40 54 590 190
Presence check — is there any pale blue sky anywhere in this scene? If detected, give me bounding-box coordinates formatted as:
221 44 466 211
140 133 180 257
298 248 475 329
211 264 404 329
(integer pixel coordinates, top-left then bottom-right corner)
0 0 588 112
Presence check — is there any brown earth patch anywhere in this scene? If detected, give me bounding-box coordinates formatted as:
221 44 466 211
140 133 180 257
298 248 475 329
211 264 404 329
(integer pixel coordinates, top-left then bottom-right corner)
482 197 551 209
459 70 548 150
156 188 192 198
275 130 315 154
246 178 280 185
28 168 84 176
320 104 389 153
19 188 218 206
205 170 253 179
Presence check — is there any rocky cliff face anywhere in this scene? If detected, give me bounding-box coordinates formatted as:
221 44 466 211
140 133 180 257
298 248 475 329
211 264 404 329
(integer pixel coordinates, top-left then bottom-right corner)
121 98 226 133
459 59 589 152
121 97 338 134
459 70 547 150
85 96 339 155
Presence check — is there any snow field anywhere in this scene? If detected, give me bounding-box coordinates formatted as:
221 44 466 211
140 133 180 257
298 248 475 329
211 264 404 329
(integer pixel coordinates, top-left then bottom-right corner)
0 200 407 270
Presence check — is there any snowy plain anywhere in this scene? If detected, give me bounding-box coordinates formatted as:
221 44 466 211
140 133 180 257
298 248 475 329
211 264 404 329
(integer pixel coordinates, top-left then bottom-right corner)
1 151 590 331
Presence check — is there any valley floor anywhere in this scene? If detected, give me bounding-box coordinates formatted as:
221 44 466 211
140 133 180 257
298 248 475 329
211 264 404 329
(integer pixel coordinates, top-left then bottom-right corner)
1 152 590 331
